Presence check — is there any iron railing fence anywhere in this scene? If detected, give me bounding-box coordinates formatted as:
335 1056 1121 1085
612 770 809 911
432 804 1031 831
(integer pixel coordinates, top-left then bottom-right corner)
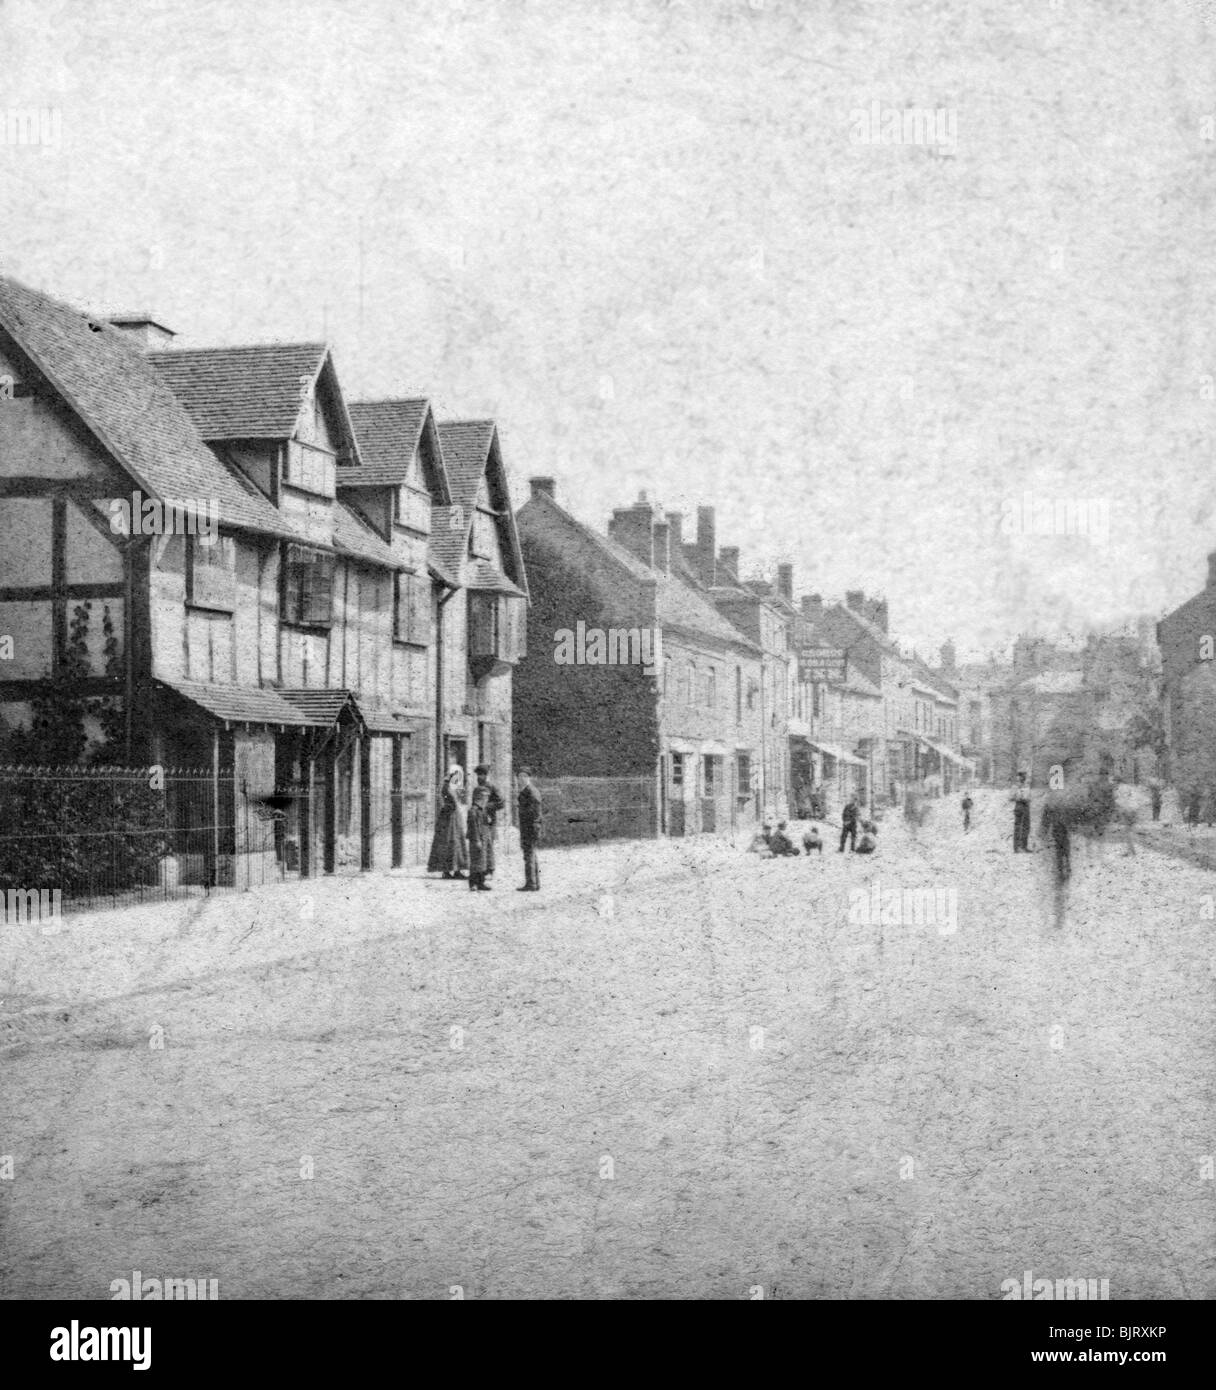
0 764 283 915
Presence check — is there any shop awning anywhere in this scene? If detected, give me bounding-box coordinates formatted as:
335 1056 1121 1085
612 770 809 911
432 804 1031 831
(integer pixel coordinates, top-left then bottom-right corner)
917 734 974 769
809 740 867 768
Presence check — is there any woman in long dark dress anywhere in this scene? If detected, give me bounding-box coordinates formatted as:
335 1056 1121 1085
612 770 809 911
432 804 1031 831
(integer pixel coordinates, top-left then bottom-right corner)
427 766 469 878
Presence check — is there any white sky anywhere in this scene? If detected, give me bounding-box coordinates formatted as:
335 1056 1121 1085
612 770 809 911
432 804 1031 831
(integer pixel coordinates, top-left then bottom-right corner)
3 0 1215 661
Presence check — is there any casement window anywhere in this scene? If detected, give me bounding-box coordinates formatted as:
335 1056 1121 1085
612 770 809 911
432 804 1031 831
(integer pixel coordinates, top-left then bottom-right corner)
283 441 336 498
468 592 526 664
671 752 684 788
186 534 236 612
705 667 717 708
703 754 718 795
281 544 335 627
393 570 430 646
736 752 751 791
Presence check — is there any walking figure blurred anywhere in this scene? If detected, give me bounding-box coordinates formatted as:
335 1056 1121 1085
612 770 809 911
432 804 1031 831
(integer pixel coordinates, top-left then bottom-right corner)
961 792 973 832
1011 772 1031 852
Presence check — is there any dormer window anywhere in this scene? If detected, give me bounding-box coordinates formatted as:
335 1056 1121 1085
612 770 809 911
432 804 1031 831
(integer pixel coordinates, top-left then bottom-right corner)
394 483 432 533
284 440 336 498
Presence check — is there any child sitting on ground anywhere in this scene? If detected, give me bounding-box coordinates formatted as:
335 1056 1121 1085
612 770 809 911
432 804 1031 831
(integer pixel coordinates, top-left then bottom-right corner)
855 825 877 854
747 824 774 857
801 824 823 854
768 820 800 856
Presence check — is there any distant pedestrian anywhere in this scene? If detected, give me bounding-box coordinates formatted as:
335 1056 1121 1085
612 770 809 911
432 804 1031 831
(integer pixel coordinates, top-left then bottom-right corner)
1186 787 1201 833
427 765 469 879
801 825 823 855
769 821 799 856
465 786 494 891
747 826 774 857
516 767 542 891
1011 772 1031 852
1149 783 1162 822
1040 794 1072 882
961 793 973 832
839 796 859 853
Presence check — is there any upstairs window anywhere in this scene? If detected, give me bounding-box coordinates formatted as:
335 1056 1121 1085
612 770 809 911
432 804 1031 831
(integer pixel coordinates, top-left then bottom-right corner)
284 441 336 498
281 544 335 627
393 570 430 646
187 534 236 613
468 592 526 665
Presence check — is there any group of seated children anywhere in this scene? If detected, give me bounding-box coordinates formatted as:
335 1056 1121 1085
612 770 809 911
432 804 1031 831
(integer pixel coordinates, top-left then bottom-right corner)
748 818 876 857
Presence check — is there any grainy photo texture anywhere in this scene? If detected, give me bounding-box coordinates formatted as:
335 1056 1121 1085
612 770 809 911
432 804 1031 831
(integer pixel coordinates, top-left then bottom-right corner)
0 0 1211 1328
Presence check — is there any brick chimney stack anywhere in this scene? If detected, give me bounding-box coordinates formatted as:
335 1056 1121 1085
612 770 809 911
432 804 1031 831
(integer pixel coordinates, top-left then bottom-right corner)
801 594 824 621
529 476 555 502
940 638 957 674
776 563 793 602
608 492 657 570
718 546 740 582
845 589 865 612
666 512 684 559
653 522 671 574
106 312 176 352
695 506 716 586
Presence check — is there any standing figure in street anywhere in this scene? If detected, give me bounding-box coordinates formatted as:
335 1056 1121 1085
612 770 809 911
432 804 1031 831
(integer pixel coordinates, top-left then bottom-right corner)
1040 793 1072 882
465 785 494 891
838 796 859 853
1011 772 1031 852
427 765 469 879
473 763 504 877
1149 782 1162 822
1186 787 1201 833
516 767 542 891
961 792 973 832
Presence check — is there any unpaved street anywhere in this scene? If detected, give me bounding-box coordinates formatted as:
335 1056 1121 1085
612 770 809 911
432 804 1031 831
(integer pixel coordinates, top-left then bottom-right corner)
2 791 1212 1299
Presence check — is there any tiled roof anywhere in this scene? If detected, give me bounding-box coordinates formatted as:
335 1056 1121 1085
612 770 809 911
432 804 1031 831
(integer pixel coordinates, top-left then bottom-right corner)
465 559 526 597
147 342 328 440
520 493 761 654
428 420 496 577
356 699 429 734
0 275 301 542
437 419 496 504
332 502 400 569
829 602 901 655
276 688 361 725
346 399 430 486
833 668 883 698
157 679 318 727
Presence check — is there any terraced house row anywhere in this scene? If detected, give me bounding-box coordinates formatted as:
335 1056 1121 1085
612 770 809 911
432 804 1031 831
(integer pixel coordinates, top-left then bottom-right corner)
0 275 528 883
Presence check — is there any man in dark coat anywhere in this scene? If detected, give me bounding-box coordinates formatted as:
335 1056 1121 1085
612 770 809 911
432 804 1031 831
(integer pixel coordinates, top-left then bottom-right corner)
466 786 493 891
516 767 542 891
838 796 859 853
473 764 504 877
1011 772 1031 852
